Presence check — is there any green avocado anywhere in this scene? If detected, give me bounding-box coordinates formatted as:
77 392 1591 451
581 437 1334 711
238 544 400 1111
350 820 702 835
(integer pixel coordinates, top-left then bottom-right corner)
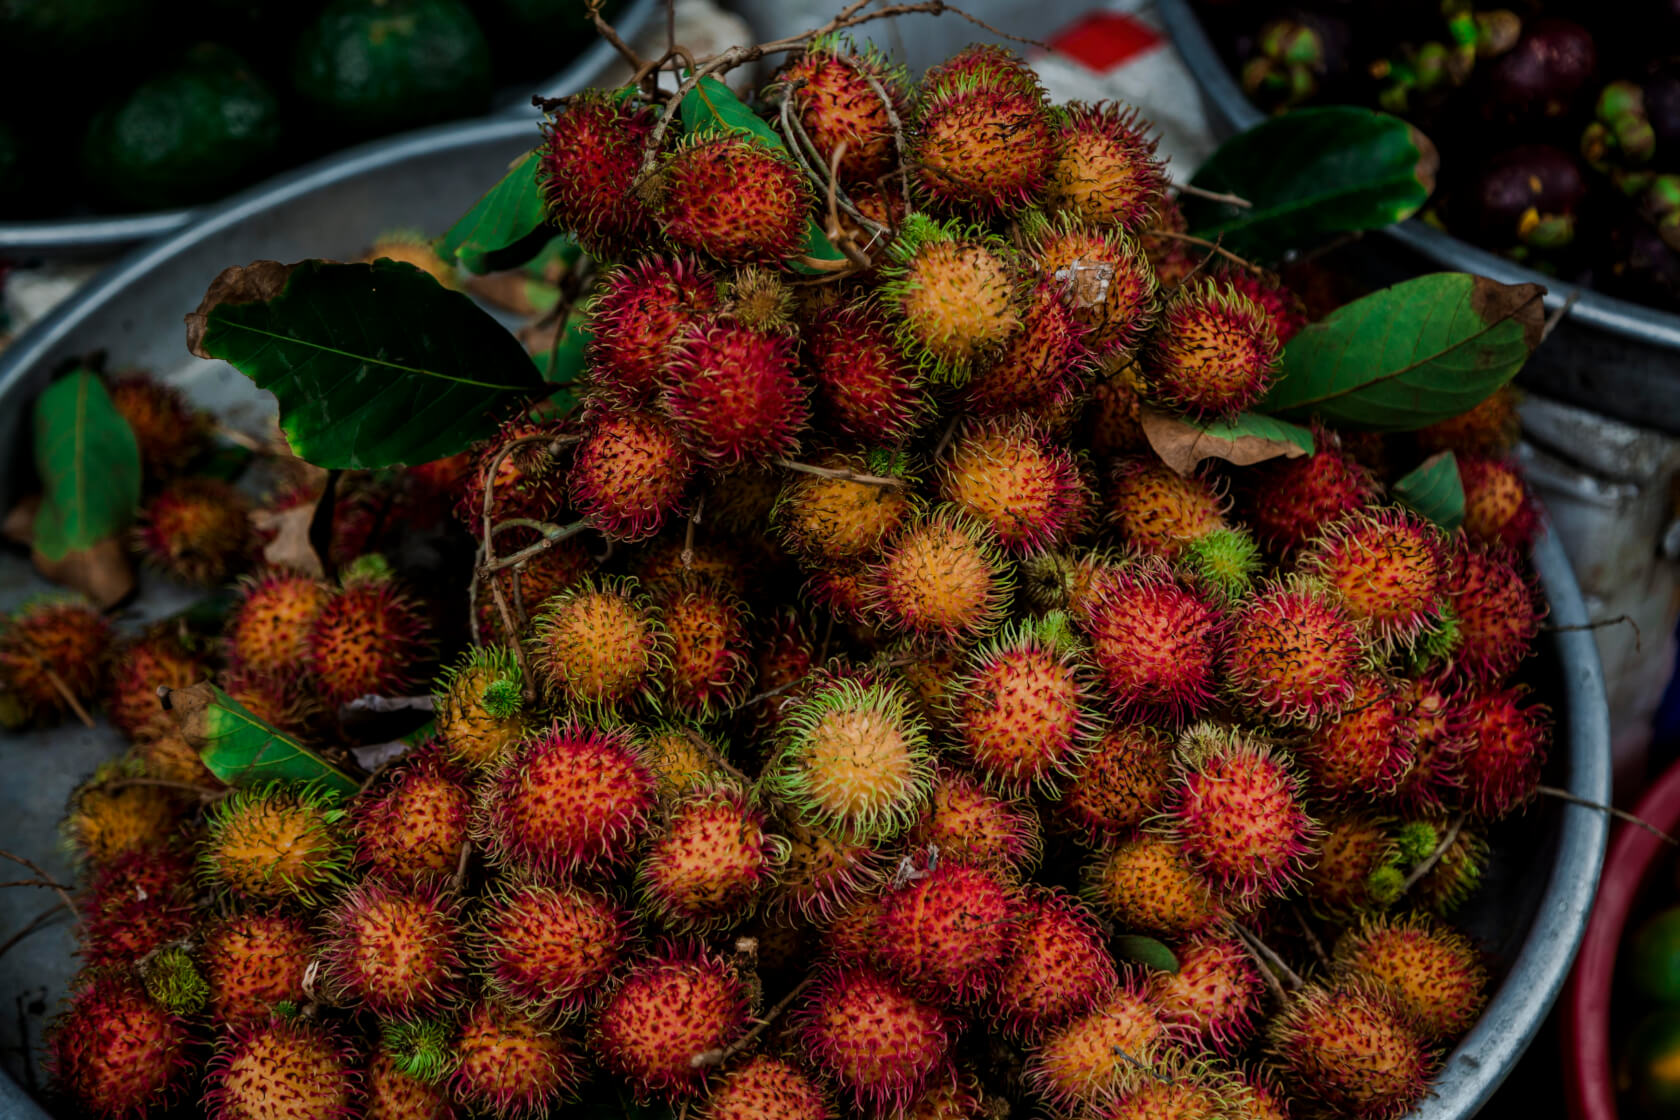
80 43 282 212
290 0 493 138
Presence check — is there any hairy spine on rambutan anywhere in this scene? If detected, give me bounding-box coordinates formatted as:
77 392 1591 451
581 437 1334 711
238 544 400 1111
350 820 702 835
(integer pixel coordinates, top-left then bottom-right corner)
204 1017 361 1120
135 476 253 587
1221 576 1363 725
540 91 656 254
201 910 314 1024
46 973 193 1119
528 575 666 713
1082 835 1223 935
656 134 813 264
876 858 1021 1004
1456 687 1550 817
1333 913 1487 1040
591 942 749 1100
779 41 906 184
1079 559 1226 723
906 766 1043 875
0 595 111 726
200 783 348 904
586 254 720 405
1147 931 1265 1055
939 420 1087 555
305 576 435 707
803 302 928 444
1104 458 1229 559
1239 431 1378 553
1046 102 1168 232
991 885 1120 1040
961 278 1096 418
663 320 809 466
882 215 1024 384
569 407 693 543
1023 983 1169 1112
451 1000 585 1119
1142 276 1281 418
1266 982 1434 1120
795 963 959 1115
1445 541 1543 683
911 62 1058 216
863 506 1012 644
1062 724 1178 842
474 880 633 1019
1303 508 1447 647
638 782 789 930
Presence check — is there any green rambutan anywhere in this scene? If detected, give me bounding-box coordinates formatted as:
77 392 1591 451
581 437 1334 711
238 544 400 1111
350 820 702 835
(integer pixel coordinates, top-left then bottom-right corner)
528 575 665 713
1081 560 1225 722
455 417 571 528
1411 818 1490 916
451 1001 584 1119
656 134 812 264
105 624 205 740
922 44 1043 99
319 879 465 1015
200 784 348 904
1147 931 1265 1055
1062 724 1177 841
592 943 748 1099
1333 914 1487 1040
1266 983 1434 1120
65 767 185 865
366 1049 456 1120
477 718 656 879
912 75 1058 216
1046 102 1167 232
655 582 755 717
46 973 193 1119
1030 214 1159 356
764 671 934 842
774 453 916 566
990 886 1120 1040
795 964 958 1115
939 421 1087 555
961 279 1095 417
1298 676 1413 801
1142 277 1281 418
1083 835 1223 935
1221 577 1361 725
863 507 1011 644
475 880 633 1018
204 1017 360 1120
1445 541 1543 683
663 320 808 466
1239 433 1378 554
1416 387 1521 458
1178 526 1264 604
906 766 1043 874
201 910 314 1025
225 569 333 678
1304 508 1446 646
0 595 111 726
876 859 1020 1003
1104 458 1229 559
803 302 928 444
540 90 655 253
587 254 720 405
107 370 207 479
768 819 888 921
883 216 1023 383
780 42 905 183
1024 985 1169 1112
1456 687 1549 817
569 407 693 543
1457 455 1541 549
134 476 252 586
138 945 209 1015
638 783 788 930
434 646 528 772
697 1053 833 1120
305 576 434 706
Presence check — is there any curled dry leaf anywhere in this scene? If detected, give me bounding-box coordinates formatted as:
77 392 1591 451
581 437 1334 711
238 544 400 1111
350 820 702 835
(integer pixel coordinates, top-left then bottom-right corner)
185 260 303 359
1141 406 1314 476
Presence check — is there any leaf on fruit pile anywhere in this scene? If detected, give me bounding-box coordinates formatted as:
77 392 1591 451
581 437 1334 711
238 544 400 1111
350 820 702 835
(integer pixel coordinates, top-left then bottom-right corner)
1262 273 1544 429
169 682 359 799
1113 934 1180 974
190 259 545 469
1142 407 1314 475
436 148 551 275
1183 106 1437 260
1394 452 1466 530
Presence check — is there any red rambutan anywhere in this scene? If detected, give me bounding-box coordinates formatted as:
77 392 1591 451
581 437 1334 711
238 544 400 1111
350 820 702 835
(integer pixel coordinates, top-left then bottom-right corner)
1083 835 1223 935
46 973 192 1119
657 135 812 264
1143 277 1281 418
1303 508 1446 646
796 964 958 1115
451 1001 585 1119
1031 215 1159 357
1266 983 1434 1120
876 859 1020 1004
587 254 720 405
0 595 111 726
107 371 207 479
769 818 888 922
1147 931 1265 1055
540 91 656 254
1220 268 1307 344
134 476 252 587
351 748 472 884
569 407 693 543
105 624 204 740
1062 724 1177 841
1081 561 1225 722
529 575 665 712
1445 540 1543 682
991 886 1120 1040
319 879 465 1015
803 302 927 444
664 320 808 466
592 943 748 1099
863 507 1011 644
455 417 572 529
1222 577 1362 725
1239 434 1377 553
1456 687 1549 817
225 569 333 678
906 766 1043 875
78 848 195 969
475 880 633 1018
204 1017 360 1120
1298 675 1413 801
656 582 756 717
1457 455 1541 549
1046 102 1167 232
1333 914 1487 1040
305 576 434 706
961 279 1095 417
201 910 314 1025
1104 458 1229 559
697 1053 833 1120
939 421 1087 555
639 783 787 930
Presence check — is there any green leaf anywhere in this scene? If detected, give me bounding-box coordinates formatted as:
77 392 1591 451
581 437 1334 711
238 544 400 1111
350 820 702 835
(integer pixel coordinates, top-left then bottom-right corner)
1394 451 1466 530
194 259 544 469
31 369 142 561
1141 407 1315 475
1183 106 1438 260
1113 934 1179 974
1263 273 1545 429
436 149 550 275
174 682 360 799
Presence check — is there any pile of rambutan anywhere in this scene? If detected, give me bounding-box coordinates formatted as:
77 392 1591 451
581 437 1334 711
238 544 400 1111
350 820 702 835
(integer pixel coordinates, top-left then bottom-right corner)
31 20 1563 1120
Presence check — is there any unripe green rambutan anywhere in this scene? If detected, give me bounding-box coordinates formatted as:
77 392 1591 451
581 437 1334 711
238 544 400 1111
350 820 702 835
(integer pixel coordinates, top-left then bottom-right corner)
1178 527 1264 605
135 476 253 587
540 91 656 254
107 370 207 479
657 134 813 264
205 1017 360 1120
922 43 1043 99
587 254 720 405
105 625 205 740
1062 724 1176 841
945 615 1102 793
1304 509 1446 646
1108 460 1231 562
769 819 888 921
1083 835 1223 935
451 1001 585 1119
79 847 195 969
883 216 1024 383
780 42 905 184
697 1053 833 1120
1240 432 1378 553
305 577 434 706
1445 541 1543 683
434 646 528 771
939 421 1087 555
961 279 1096 418
774 454 916 565
1456 687 1549 817
319 879 465 1015
1081 560 1225 722
1142 277 1280 418
863 507 1011 644
912 77 1058 216
201 910 314 1025
1029 214 1159 356
764 671 934 842
1303 813 1401 919
529 576 665 713
1147 931 1265 1055
1024 985 1169 1112
1046 102 1167 232
1411 818 1490 916
0 595 111 726
906 766 1043 874
456 418 572 529
1266 983 1434 1120
366 1049 456 1120
348 746 472 886
65 766 186 865
475 880 632 1018
991 886 1120 1040
1299 675 1412 800
139 945 209 1015
655 582 755 717
795 964 958 1115
1222 578 1361 725
46 972 193 1119
201 784 348 903
876 859 1020 1004
1333 914 1486 1040
225 569 333 679
803 303 928 444
477 718 656 879
639 783 788 930
592 943 748 1099
569 407 693 543
1458 455 1541 549
664 321 808 467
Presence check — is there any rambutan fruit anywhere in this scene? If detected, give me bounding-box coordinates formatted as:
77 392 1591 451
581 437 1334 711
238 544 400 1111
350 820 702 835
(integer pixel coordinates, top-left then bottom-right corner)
991 886 1120 1040
922 44 1043 100
456 418 571 528
592 943 748 1099
906 766 1043 875
639 721 730 794
1266 983 1433 1120
528 576 665 713
452 1001 584 1119
911 76 1058 216
1147 931 1265 1055
631 533 756 601
319 879 465 1015
697 1053 832 1120
1298 675 1413 801
1221 577 1362 725
539 90 656 254
764 671 933 842
1083 835 1223 935
0 595 111 726
806 564 875 627
863 507 1011 644
568 407 693 543
1063 724 1177 841
903 1070 989 1119
65 768 185 865
1333 914 1486 1040
774 453 916 565
803 302 928 444
1239 434 1377 554
639 783 788 930
204 1017 360 1120
1081 560 1225 722
884 638 966 723
780 42 905 184
225 569 333 678
1220 268 1307 344
654 582 755 717
1104 458 1229 559
1457 455 1541 549
45 972 192 1119
1416 386 1521 458
702 465 784 535
1142 277 1281 418
663 320 808 466
768 819 888 922
476 880 632 1018
824 893 889 962
876 859 1020 1003
883 216 1023 383
1084 1055 1248 1120
1305 813 1402 917
366 1050 455 1120
479 536 594 650
1179 527 1265 603
132 724 218 787
107 370 207 479
434 647 527 772
477 718 656 879
217 665 323 740
657 134 812 264
1303 508 1446 646
1412 819 1490 916
1024 985 1169 1112
1446 541 1543 682
587 254 720 405
939 421 1087 555
1235 1066 1292 1120
1030 215 1158 356
795 964 958 1115
134 476 252 586
105 625 205 740
1087 374 1149 457
79 847 196 969
305 576 434 706
945 614 1101 793
200 784 348 904
201 910 314 1024
138 945 209 1015
961 278 1095 417
1456 687 1549 817
1045 102 1167 232
1390 674 1471 814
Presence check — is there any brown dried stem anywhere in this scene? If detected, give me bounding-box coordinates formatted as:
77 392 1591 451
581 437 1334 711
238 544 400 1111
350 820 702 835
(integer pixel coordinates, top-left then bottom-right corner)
587 0 646 71
1536 785 1677 845
1400 813 1465 892
691 975 815 1068
1231 922 1305 991
1173 182 1253 208
0 849 79 932
774 458 904 487
1147 229 1266 275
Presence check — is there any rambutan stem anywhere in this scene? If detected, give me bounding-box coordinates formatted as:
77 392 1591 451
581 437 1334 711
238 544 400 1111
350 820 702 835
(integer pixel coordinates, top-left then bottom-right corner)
483 564 537 703
0 849 79 934
1146 230 1265 275
1541 290 1581 343
481 519 593 574
1536 785 1676 845
585 0 646 72
1399 813 1465 892
690 974 815 1068
40 664 95 728
1230 922 1305 992
1174 183 1253 209
773 458 904 488
1544 613 1640 650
